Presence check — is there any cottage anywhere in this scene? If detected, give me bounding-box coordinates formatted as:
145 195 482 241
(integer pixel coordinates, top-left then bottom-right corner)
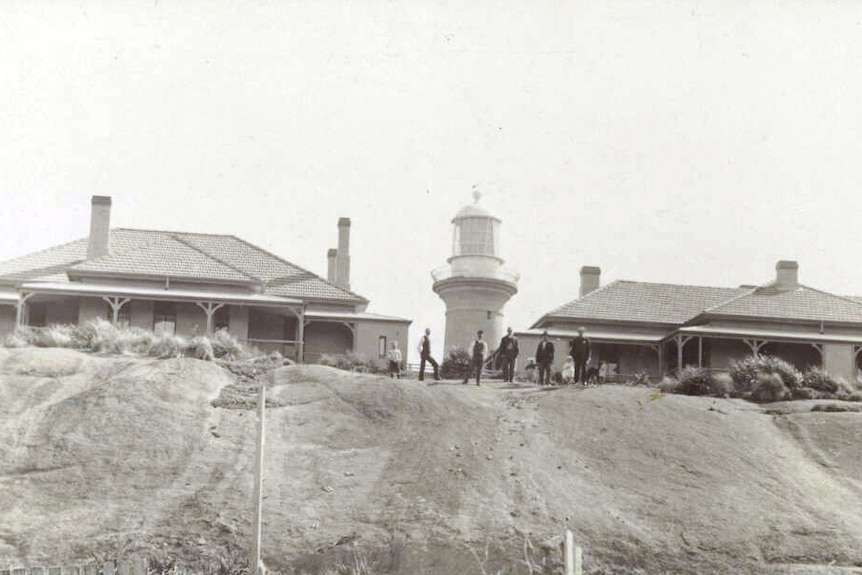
0 196 411 367
520 262 862 382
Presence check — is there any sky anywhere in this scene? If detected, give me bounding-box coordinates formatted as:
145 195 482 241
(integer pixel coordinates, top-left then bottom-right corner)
2 1 862 361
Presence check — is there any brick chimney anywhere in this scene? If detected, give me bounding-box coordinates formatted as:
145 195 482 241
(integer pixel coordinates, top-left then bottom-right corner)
580 266 601 297
775 260 799 290
335 217 351 290
87 196 112 259
327 248 338 283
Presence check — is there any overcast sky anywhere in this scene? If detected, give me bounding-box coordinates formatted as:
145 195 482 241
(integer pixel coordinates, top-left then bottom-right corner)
2 1 862 359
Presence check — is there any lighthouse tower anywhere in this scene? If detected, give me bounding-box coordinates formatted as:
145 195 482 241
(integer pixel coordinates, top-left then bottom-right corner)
431 189 519 352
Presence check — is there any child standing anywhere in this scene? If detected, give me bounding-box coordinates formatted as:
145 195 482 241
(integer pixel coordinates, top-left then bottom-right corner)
387 341 403 379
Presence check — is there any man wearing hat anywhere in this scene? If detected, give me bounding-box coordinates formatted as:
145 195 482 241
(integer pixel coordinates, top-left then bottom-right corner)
569 327 592 385
534 330 555 386
464 329 489 386
498 326 520 383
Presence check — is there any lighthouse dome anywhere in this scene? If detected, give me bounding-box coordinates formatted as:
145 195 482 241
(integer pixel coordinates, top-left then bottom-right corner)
452 189 500 222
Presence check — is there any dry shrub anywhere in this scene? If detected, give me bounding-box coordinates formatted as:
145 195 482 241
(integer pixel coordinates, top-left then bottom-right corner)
148 333 188 359
3 328 34 348
186 336 215 361
752 372 789 402
676 366 712 396
440 347 471 380
730 355 802 396
211 328 244 359
801 366 839 393
710 372 735 398
318 352 379 373
1 318 253 362
657 376 680 393
35 324 77 348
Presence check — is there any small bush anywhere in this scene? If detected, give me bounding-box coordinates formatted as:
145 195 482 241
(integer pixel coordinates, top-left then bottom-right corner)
630 369 651 386
186 336 215 361
676 366 712 396
730 355 803 396
318 351 379 373
710 372 735 398
211 328 243 359
148 333 188 359
657 376 679 393
4 327 36 348
801 366 840 394
34 324 77 348
752 372 789 402
440 347 471 380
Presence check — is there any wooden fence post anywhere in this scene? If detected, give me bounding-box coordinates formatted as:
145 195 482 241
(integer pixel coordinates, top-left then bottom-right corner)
250 380 266 575
564 530 583 575
574 544 583 575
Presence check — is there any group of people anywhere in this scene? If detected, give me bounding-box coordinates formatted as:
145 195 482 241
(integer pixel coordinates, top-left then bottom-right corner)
533 327 592 386
393 325 592 387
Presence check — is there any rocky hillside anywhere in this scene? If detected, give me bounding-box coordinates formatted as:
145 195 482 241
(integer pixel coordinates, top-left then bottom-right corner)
2 348 862 574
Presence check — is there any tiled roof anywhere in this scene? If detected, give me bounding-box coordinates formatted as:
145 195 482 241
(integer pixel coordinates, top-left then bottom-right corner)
541 281 749 326
69 236 258 283
704 284 862 324
0 238 88 282
0 229 365 304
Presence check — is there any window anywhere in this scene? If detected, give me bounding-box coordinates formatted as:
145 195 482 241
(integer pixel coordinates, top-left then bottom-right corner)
378 336 387 358
452 217 499 257
105 303 131 328
153 301 177 335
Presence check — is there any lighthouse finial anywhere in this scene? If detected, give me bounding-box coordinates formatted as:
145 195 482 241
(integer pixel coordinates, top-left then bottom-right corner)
472 184 481 203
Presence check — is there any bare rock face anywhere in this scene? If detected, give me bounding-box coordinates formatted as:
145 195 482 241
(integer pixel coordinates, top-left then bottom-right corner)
2 349 862 574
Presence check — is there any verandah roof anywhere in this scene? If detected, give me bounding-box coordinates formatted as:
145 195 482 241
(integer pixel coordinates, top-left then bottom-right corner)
678 325 862 345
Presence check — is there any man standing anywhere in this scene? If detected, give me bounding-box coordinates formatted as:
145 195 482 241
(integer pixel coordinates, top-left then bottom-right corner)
534 330 555 386
463 329 488 386
417 328 440 381
569 326 591 385
498 326 519 383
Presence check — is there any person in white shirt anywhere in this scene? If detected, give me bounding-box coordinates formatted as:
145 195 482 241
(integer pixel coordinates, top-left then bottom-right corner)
463 330 489 386
387 341 403 379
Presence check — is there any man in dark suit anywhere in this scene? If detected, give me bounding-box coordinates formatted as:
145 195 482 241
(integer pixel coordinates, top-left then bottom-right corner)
498 326 519 383
569 326 591 385
417 328 440 381
534 330 555 386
